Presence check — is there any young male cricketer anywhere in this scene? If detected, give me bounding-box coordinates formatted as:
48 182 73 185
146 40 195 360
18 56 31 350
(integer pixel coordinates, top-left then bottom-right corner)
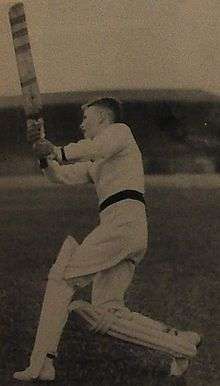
14 98 201 381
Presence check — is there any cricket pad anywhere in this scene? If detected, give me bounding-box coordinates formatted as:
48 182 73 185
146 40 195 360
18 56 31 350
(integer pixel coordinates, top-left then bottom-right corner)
68 300 194 376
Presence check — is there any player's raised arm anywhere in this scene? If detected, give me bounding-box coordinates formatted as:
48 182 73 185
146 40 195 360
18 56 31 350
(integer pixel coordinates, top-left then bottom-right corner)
62 123 129 162
26 98 129 163
42 159 92 186
26 119 92 185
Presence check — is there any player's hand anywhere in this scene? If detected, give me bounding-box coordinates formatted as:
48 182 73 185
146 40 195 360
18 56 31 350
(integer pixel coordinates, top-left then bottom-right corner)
33 139 56 159
27 118 45 143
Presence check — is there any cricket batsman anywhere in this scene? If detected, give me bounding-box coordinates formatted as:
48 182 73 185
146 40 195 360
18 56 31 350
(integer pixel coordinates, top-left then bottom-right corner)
13 98 201 381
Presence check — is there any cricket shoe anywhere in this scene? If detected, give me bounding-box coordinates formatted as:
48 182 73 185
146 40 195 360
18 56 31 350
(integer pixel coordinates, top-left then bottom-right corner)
13 360 55 382
167 329 202 348
178 331 202 348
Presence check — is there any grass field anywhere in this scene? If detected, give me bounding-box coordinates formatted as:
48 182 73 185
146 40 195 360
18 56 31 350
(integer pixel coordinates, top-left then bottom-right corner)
0 176 219 385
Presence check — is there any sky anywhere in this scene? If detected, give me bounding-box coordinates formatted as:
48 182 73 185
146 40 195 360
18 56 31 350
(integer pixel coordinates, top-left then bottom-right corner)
0 0 219 97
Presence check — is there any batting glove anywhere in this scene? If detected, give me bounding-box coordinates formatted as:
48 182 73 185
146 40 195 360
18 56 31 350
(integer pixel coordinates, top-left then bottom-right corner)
26 118 45 143
33 139 57 159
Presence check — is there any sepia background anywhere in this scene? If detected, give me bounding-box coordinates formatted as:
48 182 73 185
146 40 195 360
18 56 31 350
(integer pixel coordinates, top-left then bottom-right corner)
0 1 219 385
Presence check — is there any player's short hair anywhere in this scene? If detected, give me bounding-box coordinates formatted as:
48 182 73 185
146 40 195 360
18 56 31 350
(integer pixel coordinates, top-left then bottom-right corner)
82 97 122 123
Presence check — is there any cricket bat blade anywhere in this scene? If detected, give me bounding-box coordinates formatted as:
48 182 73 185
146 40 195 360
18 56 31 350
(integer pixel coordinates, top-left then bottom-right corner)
9 2 45 140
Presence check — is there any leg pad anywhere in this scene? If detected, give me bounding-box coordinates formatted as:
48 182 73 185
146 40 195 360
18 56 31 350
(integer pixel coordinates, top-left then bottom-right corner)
69 301 197 359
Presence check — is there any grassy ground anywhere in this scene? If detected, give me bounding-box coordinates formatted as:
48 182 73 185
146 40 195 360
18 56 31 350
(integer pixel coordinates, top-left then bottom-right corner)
0 178 219 385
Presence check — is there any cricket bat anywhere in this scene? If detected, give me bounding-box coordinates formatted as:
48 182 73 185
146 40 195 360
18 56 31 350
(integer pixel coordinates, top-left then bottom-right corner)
9 2 45 142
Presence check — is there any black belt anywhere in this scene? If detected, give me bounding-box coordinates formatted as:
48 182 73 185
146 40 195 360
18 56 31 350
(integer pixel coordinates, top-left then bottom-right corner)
99 190 145 213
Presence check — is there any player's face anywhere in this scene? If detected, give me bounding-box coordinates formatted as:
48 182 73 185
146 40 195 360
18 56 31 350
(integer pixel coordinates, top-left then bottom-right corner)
80 106 101 139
